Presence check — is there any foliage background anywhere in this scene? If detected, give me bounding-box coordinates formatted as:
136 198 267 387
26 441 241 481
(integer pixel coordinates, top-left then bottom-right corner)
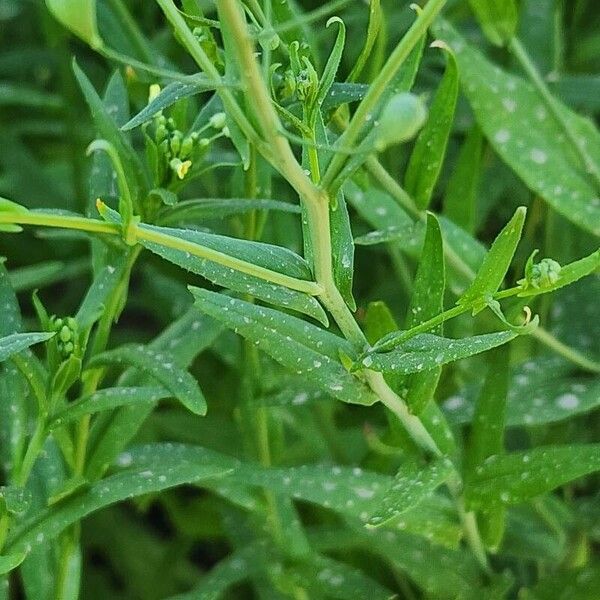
0 0 599 598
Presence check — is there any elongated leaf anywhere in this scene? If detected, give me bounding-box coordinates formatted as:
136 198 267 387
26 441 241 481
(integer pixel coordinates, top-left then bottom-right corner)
322 82 369 112
404 45 458 210
122 80 220 131
466 347 509 471
190 287 378 406
354 223 418 246
404 214 446 413
5 445 234 555
46 0 102 48
367 457 454 527
361 330 518 374
348 0 381 83
435 21 600 236
468 0 518 46
329 191 356 310
136 221 327 324
458 206 526 312
49 386 170 429
75 256 129 329
466 347 509 549
444 361 600 428
0 552 26 576
72 61 146 195
0 333 54 362
315 18 346 114
466 444 600 508
444 126 483 233
160 198 300 225
85 308 223 480
87 344 207 415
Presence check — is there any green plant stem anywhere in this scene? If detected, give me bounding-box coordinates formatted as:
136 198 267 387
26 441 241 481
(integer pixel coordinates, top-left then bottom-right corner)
136 226 322 294
0 211 320 296
509 36 600 192
321 0 447 191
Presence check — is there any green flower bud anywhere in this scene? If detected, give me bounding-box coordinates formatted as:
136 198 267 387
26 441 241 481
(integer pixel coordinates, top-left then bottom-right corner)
209 112 227 130
169 131 182 155
180 136 194 157
374 93 428 152
59 325 72 343
528 258 561 288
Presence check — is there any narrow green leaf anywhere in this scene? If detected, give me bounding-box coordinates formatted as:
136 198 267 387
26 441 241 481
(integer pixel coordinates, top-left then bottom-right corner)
435 21 600 236
49 387 170 429
5 444 233 555
45 0 102 48
322 82 369 112
160 198 300 225
354 223 418 246
444 126 483 233
315 17 346 115
122 80 221 131
0 198 28 233
87 344 207 416
444 360 600 428
72 60 146 196
362 330 518 375
0 333 54 362
348 0 382 83
466 347 509 471
85 308 223 480
136 221 327 324
466 346 510 550
466 444 600 508
364 301 398 346
404 213 445 413
367 457 455 528
0 552 26 576
404 44 459 210
190 287 378 406
329 191 356 310
458 206 526 312
468 0 518 46
75 256 129 330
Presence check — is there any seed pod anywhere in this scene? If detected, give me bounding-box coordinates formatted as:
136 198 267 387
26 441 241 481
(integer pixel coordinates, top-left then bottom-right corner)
374 92 428 152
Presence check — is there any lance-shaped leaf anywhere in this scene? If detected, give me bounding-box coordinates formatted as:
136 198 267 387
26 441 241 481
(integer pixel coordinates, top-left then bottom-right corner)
361 330 519 375
444 126 483 233
46 0 102 48
458 206 526 312
404 43 459 210
87 344 207 415
0 333 54 363
444 361 600 428
190 287 378 406
465 346 510 549
468 0 518 46
466 444 600 508
0 552 26 576
160 198 300 225
314 17 346 118
403 213 446 413
85 308 223 480
122 80 222 131
435 21 600 237
136 221 327 324
4 444 234 555
48 387 171 429
366 457 455 528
